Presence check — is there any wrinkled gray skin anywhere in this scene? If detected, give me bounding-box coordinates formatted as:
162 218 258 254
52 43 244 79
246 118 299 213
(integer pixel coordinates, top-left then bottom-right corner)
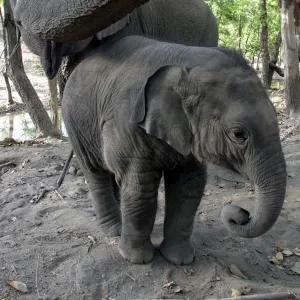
10 0 93 79
11 0 218 79
62 35 287 265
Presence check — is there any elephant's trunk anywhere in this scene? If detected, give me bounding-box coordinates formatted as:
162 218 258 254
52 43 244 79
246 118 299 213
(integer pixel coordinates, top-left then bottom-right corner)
221 150 287 238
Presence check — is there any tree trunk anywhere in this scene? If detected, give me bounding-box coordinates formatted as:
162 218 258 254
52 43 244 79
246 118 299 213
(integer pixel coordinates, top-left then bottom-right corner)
256 51 261 70
294 0 300 60
9 115 14 138
57 56 80 99
0 7 14 105
3 0 60 137
268 29 282 87
281 0 300 116
237 15 243 51
260 0 271 88
48 76 60 131
244 18 254 53
251 52 255 66
3 72 14 105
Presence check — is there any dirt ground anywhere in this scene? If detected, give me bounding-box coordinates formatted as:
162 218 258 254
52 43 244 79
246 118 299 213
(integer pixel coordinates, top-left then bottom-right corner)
1 41 300 300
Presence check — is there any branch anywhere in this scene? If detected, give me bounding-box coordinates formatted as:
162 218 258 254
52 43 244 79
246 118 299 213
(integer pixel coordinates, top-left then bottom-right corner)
207 291 299 300
269 62 284 77
0 161 16 169
56 149 74 188
281 118 300 141
34 188 48 203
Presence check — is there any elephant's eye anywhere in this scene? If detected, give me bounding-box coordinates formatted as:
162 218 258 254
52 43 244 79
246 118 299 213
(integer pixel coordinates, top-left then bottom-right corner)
227 127 248 144
234 130 245 139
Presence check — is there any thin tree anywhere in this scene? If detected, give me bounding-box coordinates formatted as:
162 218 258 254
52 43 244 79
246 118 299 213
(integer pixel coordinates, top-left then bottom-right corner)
294 0 300 60
268 29 283 87
0 7 14 105
237 15 243 51
281 0 300 116
47 76 60 131
260 0 271 88
3 0 60 137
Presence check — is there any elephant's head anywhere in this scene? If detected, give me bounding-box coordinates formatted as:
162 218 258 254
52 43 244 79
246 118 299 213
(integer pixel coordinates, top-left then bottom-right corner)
11 0 218 78
130 49 287 238
10 0 136 79
13 0 150 42
9 0 93 79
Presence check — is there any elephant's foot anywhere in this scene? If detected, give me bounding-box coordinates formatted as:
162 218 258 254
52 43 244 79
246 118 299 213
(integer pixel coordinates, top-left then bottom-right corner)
97 212 121 237
118 235 154 264
98 221 121 237
160 238 195 265
95 201 122 237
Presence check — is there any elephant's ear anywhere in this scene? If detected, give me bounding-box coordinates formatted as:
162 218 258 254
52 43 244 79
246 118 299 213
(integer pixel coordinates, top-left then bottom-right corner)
130 66 192 156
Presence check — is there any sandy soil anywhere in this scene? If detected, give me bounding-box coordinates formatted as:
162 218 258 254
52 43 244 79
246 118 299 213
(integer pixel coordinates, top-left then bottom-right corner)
1 40 300 300
0 39 50 116
0 128 300 300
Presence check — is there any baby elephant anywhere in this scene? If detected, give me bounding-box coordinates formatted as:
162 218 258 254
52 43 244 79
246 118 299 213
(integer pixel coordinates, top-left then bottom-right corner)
62 36 286 265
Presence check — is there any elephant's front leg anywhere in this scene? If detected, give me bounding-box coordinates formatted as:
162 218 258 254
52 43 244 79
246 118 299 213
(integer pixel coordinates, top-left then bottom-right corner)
160 161 207 265
85 171 121 237
119 170 162 264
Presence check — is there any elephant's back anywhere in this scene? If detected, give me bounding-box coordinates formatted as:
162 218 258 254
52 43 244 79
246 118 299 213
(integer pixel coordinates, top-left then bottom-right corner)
63 36 227 120
65 35 226 105
111 36 225 76
133 0 218 47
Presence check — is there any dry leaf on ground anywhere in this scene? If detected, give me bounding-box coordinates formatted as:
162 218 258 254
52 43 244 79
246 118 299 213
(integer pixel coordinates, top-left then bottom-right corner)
291 262 300 275
184 269 195 276
231 288 242 297
174 287 184 294
231 285 251 297
163 281 176 288
229 264 248 279
269 257 282 265
7 280 28 293
163 281 184 294
276 252 284 261
282 249 294 257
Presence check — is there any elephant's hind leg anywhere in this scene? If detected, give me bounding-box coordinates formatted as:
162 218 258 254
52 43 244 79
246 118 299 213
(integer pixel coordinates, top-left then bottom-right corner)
160 161 207 265
86 170 121 237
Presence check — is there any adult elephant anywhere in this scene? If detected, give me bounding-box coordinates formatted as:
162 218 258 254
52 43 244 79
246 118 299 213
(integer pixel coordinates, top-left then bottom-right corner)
11 0 218 78
9 0 94 79
62 35 287 265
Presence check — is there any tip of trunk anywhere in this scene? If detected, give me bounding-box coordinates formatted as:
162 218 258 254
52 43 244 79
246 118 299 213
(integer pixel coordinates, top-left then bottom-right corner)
221 203 281 238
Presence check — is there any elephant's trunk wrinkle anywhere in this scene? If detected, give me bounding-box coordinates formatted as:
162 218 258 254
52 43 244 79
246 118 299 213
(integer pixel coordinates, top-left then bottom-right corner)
246 150 286 186
221 149 286 238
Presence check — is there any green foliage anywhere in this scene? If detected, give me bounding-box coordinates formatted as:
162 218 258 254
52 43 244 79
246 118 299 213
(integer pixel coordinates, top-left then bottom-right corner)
22 119 36 138
0 293 10 300
206 0 280 61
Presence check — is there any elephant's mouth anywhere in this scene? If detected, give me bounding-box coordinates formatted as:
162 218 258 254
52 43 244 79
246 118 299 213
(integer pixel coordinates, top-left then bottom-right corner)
210 159 250 182
43 41 63 79
231 164 250 181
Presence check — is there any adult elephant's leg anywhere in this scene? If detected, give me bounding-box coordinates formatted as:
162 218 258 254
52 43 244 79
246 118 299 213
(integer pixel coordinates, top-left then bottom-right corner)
118 169 162 264
160 161 207 265
85 169 121 237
